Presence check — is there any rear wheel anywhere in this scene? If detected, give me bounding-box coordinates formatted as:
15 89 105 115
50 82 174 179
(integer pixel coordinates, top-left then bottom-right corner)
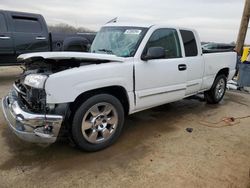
71 94 124 151
204 74 227 104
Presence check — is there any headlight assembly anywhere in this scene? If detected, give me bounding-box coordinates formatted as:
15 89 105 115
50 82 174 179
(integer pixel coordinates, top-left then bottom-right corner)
24 74 48 89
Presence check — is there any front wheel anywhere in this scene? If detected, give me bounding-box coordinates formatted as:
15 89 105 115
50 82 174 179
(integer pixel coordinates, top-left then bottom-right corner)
71 94 124 151
204 74 227 104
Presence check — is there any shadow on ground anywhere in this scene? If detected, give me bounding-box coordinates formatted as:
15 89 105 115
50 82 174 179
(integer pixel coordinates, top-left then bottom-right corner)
0 95 220 173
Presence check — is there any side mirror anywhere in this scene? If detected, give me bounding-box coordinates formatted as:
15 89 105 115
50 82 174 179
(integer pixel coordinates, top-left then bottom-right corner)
141 47 165 61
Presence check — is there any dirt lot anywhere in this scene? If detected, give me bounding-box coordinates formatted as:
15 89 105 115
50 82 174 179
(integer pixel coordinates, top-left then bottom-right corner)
0 66 250 188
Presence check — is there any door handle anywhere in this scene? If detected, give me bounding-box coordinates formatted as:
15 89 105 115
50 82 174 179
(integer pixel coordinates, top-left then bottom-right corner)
178 64 187 71
0 36 10 40
36 36 46 40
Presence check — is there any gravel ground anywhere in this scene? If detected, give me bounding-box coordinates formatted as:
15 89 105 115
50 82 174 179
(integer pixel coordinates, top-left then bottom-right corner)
0 66 250 188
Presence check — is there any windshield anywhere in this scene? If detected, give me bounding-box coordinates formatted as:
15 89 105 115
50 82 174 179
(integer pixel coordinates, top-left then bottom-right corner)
91 26 148 57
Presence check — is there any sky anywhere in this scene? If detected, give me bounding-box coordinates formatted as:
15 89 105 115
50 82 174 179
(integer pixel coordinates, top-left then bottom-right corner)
0 0 249 43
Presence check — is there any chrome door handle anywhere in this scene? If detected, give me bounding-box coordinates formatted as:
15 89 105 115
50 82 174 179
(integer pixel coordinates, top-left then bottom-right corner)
0 36 10 40
36 37 46 40
178 64 187 71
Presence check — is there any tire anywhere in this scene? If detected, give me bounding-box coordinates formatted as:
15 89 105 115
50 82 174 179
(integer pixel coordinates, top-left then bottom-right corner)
71 94 124 152
204 74 227 104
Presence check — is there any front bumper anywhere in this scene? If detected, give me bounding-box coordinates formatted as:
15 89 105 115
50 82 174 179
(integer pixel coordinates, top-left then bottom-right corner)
1 91 63 144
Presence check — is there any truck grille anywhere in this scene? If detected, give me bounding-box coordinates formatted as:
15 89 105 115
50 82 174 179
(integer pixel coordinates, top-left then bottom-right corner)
13 81 46 113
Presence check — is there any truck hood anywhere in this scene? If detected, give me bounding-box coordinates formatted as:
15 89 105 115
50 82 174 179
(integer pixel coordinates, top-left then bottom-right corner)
17 52 124 62
17 52 125 75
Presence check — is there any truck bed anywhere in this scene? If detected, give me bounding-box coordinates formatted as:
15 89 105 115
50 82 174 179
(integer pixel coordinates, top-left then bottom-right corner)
202 52 237 90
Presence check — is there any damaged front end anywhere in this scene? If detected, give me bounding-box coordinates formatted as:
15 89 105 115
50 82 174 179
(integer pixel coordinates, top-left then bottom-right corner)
2 52 124 144
2 90 63 143
1 59 77 144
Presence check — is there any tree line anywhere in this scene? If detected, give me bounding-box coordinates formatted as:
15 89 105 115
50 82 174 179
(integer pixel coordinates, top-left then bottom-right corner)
48 23 95 34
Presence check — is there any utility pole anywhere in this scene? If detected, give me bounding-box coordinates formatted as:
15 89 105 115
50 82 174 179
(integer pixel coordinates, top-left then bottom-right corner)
235 0 250 54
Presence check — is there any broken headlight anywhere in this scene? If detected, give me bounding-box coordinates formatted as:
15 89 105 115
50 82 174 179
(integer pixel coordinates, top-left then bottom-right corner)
24 74 48 89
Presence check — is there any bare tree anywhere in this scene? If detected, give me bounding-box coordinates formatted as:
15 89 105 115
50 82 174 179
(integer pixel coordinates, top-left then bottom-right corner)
48 23 94 34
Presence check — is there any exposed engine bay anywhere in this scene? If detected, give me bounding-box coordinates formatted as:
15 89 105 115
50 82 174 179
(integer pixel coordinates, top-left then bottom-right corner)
14 58 113 114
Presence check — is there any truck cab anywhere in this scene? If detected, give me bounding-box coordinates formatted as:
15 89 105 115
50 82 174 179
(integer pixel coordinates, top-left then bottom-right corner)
0 10 49 65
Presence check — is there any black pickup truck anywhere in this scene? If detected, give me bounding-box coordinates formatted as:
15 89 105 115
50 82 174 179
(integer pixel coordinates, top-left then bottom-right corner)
0 10 96 65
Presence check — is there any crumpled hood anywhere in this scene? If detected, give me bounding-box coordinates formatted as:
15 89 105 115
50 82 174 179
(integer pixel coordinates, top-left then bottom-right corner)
17 52 125 63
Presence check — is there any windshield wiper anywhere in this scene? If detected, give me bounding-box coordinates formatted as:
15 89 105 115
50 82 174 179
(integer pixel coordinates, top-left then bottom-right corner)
97 49 114 54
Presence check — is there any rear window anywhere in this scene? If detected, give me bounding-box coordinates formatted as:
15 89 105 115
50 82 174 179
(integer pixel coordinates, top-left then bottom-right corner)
12 16 42 33
0 14 7 32
180 30 198 57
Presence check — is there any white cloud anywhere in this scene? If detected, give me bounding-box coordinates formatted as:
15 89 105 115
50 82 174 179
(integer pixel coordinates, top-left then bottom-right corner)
0 0 247 43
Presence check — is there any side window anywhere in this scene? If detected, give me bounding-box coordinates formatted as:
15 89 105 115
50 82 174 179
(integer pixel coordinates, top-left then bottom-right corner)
12 16 42 33
144 28 181 59
0 14 7 32
180 30 198 57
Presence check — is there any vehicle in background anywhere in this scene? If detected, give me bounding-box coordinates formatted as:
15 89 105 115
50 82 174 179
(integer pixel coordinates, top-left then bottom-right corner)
0 10 96 66
202 43 235 53
2 23 237 151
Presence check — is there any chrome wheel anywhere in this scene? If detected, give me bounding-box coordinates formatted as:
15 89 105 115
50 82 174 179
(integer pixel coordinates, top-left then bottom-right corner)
81 102 118 144
215 78 225 100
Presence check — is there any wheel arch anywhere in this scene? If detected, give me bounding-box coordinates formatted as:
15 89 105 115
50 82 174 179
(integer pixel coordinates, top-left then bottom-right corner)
216 67 229 78
69 85 130 118
62 36 90 52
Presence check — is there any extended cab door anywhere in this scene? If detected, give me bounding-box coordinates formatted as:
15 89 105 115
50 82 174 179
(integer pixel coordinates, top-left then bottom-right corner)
0 12 15 65
179 30 204 96
10 13 49 55
135 28 187 110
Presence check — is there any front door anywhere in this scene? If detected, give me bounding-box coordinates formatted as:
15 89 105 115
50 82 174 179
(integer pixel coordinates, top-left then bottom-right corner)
135 28 187 111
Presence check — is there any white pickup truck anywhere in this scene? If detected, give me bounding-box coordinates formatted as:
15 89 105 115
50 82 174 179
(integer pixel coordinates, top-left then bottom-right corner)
2 23 236 151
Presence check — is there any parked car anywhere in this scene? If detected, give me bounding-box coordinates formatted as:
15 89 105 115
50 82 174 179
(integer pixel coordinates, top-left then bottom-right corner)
2 23 237 151
0 10 95 65
202 42 235 53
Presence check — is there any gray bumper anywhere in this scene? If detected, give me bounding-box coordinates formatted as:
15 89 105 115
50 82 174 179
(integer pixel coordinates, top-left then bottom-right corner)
1 93 63 144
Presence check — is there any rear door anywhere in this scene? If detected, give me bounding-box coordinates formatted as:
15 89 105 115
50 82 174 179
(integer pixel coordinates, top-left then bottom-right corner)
0 12 15 65
180 30 204 96
11 13 49 55
135 28 187 110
